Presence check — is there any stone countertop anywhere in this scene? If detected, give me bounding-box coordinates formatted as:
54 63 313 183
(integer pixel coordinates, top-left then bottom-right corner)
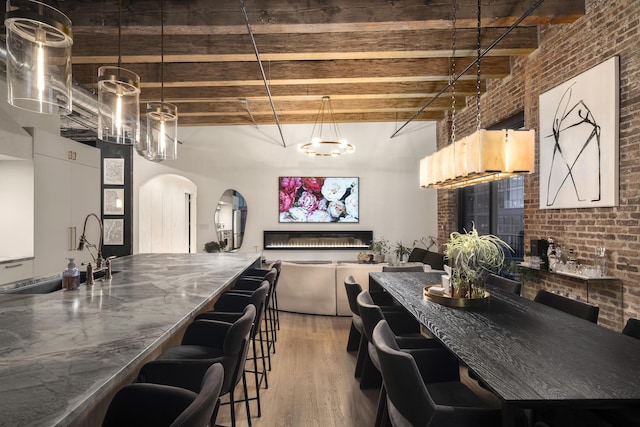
0 252 260 427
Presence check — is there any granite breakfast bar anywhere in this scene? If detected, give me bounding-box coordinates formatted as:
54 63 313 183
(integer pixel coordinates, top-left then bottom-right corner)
0 253 260 427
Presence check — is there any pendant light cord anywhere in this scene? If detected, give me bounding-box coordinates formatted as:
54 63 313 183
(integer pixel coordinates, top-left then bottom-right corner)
161 0 164 102
450 0 457 146
476 0 482 131
117 0 121 68
390 0 547 138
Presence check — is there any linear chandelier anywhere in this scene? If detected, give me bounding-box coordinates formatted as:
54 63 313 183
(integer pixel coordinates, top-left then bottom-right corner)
420 0 534 189
420 129 535 189
298 96 354 157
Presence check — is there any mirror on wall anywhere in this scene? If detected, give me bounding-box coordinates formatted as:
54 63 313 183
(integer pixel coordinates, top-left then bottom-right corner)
214 189 247 251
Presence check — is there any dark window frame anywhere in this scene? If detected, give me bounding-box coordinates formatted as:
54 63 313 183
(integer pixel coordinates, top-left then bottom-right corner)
457 112 526 263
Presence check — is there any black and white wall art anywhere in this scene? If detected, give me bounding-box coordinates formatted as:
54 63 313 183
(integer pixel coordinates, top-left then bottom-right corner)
539 56 619 209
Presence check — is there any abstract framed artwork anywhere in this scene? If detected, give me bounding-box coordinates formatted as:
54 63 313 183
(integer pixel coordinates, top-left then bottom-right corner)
279 177 359 223
103 158 125 185
103 219 124 245
539 56 619 209
104 188 125 215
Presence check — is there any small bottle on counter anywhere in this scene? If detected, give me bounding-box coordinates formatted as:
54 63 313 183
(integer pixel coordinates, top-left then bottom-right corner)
62 258 80 290
567 249 577 273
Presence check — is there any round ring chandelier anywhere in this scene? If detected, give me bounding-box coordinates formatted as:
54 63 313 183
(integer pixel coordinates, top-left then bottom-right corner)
298 96 355 157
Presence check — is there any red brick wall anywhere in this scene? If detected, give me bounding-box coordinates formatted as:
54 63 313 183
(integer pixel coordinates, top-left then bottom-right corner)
436 0 639 330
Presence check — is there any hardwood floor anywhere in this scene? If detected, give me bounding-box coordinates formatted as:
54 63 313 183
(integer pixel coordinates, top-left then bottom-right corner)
214 312 378 427
215 311 500 427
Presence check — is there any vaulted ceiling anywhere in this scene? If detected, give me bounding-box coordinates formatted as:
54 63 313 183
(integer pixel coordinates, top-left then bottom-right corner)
19 1 586 130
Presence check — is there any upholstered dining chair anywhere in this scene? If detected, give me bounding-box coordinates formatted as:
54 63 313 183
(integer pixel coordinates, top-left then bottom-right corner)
533 289 599 323
358 291 456 427
344 275 366 353
345 278 401 377
356 290 450 387
486 273 522 295
196 280 270 417
622 317 640 339
138 305 256 427
587 317 640 427
103 363 224 427
372 320 503 427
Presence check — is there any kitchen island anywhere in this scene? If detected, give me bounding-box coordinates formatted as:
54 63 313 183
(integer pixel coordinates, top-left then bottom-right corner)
0 253 260 427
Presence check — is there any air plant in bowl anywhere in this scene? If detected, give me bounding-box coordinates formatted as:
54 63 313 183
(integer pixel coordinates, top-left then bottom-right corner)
444 224 512 298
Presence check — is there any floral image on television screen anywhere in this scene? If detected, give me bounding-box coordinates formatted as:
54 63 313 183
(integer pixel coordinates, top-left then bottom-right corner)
279 177 359 223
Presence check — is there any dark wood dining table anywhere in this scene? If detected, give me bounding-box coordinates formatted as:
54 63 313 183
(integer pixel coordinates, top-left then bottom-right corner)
369 271 640 427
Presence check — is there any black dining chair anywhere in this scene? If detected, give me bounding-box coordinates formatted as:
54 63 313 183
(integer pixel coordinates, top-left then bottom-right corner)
356 290 448 387
358 291 456 427
592 407 640 427
622 317 640 339
372 319 502 427
588 318 640 427
534 289 599 323
196 280 270 418
345 278 406 377
486 273 522 295
103 363 225 427
423 250 447 271
535 406 617 427
344 275 366 353
138 305 256 427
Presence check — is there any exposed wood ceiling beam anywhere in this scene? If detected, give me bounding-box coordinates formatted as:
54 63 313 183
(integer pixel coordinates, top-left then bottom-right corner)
46 0 586 129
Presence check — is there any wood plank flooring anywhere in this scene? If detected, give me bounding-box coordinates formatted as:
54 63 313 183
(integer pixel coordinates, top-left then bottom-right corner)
214 312 378 427
215 311 500 427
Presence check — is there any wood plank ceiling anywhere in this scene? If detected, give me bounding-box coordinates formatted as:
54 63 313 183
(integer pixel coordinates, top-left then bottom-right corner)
49 1 583 128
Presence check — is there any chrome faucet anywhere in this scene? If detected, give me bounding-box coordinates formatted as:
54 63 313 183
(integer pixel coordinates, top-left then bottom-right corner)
85 256 115 286
77 213 107 285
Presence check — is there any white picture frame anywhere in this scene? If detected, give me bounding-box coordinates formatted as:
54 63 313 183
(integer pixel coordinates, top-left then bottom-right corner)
103 219 124 246
104 188 125 215
539 56 619 209
103 158 125 185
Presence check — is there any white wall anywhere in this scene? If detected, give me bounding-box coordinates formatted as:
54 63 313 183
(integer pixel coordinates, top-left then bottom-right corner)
133 120 439 261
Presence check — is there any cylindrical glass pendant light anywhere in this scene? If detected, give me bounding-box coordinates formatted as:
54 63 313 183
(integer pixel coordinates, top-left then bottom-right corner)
146 102 177 160
97 66 140 145
4 0 73 114
144 0 178 160
97 0 140 146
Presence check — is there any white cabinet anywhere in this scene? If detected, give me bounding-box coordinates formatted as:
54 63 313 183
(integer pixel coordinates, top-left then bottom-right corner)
0 160 34 261
33 130 100 276
0 110 32 160
0 259 34 285
0 120 34 285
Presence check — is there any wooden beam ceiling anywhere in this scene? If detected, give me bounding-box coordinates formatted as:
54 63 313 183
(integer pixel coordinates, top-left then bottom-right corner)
53 0 585 128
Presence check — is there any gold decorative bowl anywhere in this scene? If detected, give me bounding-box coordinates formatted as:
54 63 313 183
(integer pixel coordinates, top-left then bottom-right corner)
423 285 490 308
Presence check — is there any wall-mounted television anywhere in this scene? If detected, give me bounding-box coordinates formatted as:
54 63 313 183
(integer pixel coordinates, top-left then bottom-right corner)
279 177 359 223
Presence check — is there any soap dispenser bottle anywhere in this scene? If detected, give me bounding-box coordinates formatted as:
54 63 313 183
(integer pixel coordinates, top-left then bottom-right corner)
62 258 80 290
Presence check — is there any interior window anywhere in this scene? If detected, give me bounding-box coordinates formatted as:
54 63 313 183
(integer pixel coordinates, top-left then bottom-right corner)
458 112 526 263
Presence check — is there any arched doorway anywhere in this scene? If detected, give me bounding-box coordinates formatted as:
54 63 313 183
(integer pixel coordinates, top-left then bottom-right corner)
138 174 197 253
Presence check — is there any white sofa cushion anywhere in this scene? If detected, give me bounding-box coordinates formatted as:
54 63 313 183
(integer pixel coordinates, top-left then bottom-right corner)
278 262 338 315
